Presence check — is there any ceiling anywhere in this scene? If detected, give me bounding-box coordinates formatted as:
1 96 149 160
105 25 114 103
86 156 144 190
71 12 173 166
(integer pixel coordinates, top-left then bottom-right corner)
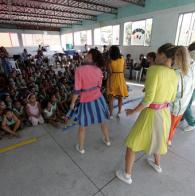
0 0 146 31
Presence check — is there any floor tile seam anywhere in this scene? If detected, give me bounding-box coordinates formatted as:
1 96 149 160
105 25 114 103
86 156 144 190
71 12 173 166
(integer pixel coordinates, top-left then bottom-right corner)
96 153 145 193
92 190 106 196
168 149 195 165
45 129 101 191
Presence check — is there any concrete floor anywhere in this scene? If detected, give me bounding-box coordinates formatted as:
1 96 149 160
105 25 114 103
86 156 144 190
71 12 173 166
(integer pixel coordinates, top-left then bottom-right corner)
0 84 195 196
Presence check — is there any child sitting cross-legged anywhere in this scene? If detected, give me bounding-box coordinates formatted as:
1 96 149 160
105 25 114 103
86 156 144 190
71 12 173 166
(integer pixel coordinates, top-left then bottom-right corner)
50 94 66 123
1 109 21 137
43 100 61 128
13 100 26 126
26 93 44 126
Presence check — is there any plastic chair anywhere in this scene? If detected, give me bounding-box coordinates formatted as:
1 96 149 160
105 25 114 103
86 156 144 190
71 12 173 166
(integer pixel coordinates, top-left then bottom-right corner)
133 67 143 83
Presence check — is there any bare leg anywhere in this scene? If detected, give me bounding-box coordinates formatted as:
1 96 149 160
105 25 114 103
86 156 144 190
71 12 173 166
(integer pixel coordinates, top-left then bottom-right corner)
109 95 114 116
101 123 110 142
78 126 86 150
118 96 123 114
154 154 160 166
125 148 136 175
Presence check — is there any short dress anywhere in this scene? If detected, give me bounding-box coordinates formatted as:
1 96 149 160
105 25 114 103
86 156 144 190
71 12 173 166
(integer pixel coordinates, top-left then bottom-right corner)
67 65 109 127
125 66 178 155
107 56 128 97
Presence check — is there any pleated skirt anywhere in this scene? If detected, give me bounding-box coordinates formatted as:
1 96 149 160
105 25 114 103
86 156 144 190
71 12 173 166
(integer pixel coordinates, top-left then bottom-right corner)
66 95 109 127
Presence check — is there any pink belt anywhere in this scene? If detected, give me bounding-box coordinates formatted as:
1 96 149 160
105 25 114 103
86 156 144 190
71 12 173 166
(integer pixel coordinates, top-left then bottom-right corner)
148 103 169 110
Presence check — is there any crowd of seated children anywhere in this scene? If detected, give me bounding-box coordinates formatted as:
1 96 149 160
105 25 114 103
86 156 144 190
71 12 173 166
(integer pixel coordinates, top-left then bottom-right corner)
0 45 138 139
0 47 76 139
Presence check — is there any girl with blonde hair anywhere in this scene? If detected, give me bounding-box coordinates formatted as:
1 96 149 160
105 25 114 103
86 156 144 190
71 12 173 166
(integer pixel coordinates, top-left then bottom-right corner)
168 46 194 145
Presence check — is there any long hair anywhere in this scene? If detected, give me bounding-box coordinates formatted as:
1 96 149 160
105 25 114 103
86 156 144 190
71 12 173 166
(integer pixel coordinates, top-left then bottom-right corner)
88 48 105 68
109 45 121 60
174 46 190 75
158 43 190 75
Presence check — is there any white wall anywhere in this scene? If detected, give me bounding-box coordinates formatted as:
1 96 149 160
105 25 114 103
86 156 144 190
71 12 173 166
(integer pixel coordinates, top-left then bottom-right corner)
61 3 195 61
0 28 61 56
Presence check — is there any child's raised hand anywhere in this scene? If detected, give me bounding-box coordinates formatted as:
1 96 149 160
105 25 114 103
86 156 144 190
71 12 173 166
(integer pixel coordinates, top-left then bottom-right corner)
125 109 134 116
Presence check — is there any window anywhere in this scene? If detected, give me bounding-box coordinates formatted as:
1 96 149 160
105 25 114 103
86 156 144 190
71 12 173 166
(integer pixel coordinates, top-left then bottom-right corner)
175 12 195 46
22 34 61 49
0 33 19 47
22 34 44 46
61 33 73 49
123 18 153 46
94 25 120 45
43 34 61 50
74 30 92 46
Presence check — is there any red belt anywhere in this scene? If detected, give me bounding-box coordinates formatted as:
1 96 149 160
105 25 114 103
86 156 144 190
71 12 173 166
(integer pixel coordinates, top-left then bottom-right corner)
148 103 169 110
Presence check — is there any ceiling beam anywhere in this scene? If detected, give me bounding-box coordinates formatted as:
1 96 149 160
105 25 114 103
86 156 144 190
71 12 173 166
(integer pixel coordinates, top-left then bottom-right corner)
0 18 74 27
0 2 97 21
0 20 66 29
120 0 145 7
31 0 118 14
10 0 98 19
0 11 82 22
16 25 60 31
0 15 82 26
0 4 93 21
0 11 81 22
0 24 60 31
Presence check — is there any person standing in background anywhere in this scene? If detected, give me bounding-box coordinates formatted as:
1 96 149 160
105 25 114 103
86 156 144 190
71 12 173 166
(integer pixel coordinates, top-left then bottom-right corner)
182 42 195 132
126 54 134 80
168 46 192 145
107 46 128 119
0 47 12 77
146 52 156 67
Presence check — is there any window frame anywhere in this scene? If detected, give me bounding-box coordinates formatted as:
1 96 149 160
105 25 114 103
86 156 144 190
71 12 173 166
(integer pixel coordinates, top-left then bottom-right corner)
74 29 92 46
94 24 120 46
0 32 19 47
175 11 195 46
123 17 153 47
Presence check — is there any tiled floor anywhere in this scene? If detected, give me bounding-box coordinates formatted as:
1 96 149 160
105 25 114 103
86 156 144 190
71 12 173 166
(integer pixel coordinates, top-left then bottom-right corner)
0 84 195 196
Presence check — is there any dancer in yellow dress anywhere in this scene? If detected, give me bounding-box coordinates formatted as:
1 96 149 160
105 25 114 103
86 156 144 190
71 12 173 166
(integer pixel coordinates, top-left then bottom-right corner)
107 46 128 118
115 43 188 185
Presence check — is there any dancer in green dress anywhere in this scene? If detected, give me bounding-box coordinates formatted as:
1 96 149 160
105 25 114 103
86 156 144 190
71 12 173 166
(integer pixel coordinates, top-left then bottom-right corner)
116 43 189 184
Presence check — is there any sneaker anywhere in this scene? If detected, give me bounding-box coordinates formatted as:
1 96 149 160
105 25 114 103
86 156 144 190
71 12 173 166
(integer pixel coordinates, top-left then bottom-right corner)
183 125 195 132
102 138 111 146
75 144 85 154
116 169 132 185
110 115 114 120
147 158 162 173
117 113 122 118
178 120 186 128
167 140 172 146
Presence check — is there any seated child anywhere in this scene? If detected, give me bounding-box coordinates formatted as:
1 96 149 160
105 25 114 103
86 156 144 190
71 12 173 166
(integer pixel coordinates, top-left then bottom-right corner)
54 89 68 114
3 93 13 109
9 87 19 101
26 93 44 126
1 109 21 137
16 74 27 89
50 95 66 122
13 100 26 125
43 100 61 127
0 100 6 128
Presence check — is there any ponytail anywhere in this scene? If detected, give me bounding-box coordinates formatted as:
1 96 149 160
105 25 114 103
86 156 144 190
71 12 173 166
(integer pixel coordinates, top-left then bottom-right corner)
175 46 190 75
158 43 190 75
